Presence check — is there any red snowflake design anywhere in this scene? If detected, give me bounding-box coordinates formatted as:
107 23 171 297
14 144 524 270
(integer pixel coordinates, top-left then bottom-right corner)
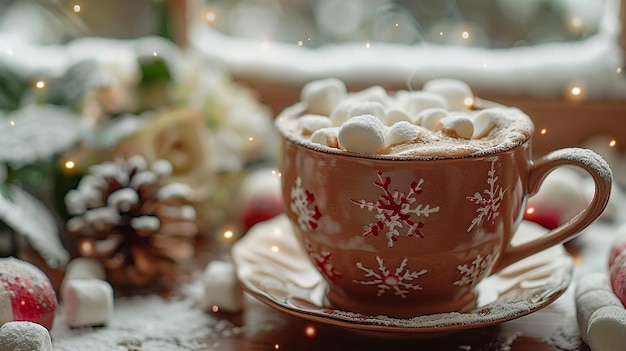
305 240 341 282
351 171 440 247
290 177 322 231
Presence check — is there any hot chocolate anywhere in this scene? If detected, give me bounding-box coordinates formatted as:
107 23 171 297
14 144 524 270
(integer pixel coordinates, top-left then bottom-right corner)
276 78 534 159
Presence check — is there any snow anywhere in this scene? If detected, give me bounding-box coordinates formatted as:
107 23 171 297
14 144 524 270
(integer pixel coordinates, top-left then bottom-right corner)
189 0 626 101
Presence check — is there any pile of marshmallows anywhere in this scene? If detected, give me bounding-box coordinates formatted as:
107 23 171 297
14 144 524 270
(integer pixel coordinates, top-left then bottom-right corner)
295 78 501 154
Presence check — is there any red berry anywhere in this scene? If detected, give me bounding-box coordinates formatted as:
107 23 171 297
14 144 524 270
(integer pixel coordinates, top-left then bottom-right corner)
0 258 58 330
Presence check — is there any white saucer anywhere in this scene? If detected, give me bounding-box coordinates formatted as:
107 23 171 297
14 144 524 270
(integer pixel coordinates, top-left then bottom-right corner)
232 214 574 337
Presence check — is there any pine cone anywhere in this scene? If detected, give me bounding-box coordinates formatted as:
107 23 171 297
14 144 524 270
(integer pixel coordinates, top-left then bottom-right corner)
65 155 198 286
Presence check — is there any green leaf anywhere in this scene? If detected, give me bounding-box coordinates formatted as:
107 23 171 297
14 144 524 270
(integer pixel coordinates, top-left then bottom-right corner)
139 57 172 85
0 60 29 110
44 59 98 110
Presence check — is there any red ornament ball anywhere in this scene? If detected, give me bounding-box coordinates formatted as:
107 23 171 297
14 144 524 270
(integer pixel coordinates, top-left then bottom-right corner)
0 258 58 330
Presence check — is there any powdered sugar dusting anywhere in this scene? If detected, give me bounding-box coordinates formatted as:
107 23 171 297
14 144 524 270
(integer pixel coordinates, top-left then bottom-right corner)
546 147 613 181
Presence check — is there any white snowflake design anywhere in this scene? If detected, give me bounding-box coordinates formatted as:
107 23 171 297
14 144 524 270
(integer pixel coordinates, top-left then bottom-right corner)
466 157 509 232
290 177 322 231
353 256 427 298
351 171 440 248
453 253 495 288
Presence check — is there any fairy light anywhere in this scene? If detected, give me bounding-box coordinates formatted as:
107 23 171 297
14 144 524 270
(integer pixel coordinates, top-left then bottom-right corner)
64 160 76 170
248 136 254 142
540 128 547 135
570 86 582 96
73 4 81 13
79 240 94 256
439 31 444 36
205 10 217 23
526 207 535 215
223 230 234 240
461 31 470 40
271 245 279 253
297 40 303 47
569 16 583 29
9 120 15 127
35 80 45 89
211 304 220 313
609 139 617 147
394 23 399 28
618 67 623 74
463 97 474 107
365 42 371 49
152 52 158 57
304 325 317 337
274 344 280 350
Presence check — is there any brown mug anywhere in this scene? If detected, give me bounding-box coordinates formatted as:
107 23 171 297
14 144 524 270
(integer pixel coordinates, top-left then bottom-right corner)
276 102 612 318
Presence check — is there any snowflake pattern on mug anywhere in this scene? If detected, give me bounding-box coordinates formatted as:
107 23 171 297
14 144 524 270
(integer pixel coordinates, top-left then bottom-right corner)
466 157 509 232
353 256 427 298
453 253 495 288
290 177 322 231
304 239 342 282
351 171 440 248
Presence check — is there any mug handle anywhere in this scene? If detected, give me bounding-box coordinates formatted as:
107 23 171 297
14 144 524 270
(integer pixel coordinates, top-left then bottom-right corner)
492 147 612 272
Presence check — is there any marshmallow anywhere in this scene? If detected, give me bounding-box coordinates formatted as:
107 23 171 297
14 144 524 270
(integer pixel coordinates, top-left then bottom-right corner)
329 100 357 127
385 107 413 125
587 305 626 351
297 114 333 135
610 250 626 307
63 257 106 283
348 101 387 123
418 108 448 130
352 85 389 105
0 321 53 351
337 115 386 154
575 272 612 301
575 289 623 342
422 78 474 111
385 121 421 148
203 261 243 313
404 91 448 115
62 279 114 327
439 115 474 139
310 127 340 148
301 78 348 116
472 109 502 139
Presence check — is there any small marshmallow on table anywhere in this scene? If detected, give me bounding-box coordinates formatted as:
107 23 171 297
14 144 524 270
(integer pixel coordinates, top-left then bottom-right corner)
0 258 57 330
202 260 243 313
575 272 623 343
61 257 114 328
0 321 53 351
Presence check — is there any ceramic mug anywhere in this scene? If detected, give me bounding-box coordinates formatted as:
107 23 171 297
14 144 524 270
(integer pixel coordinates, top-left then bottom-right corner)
276 104 612 318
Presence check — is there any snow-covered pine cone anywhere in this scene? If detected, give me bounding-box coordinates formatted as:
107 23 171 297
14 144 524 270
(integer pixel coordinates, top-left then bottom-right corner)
65 155 198 286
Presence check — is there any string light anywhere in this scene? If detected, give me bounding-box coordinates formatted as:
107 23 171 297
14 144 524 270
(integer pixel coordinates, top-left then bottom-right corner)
79 240 94 256
35 80 46 89
461 31 470 40
569 16 582 29
248 137 254 142
609 139 617 147
223 230 234 240
304 325 317 337
152 52 158 57
570 86 582 96
394 23 399 28
9 120 15 127
271 245 279 253
64 160 76 170
526 207 535 215
73 4 81 13
211 304 220 313
274 344 280 350
297 40 303 47
618 67 623 74
365 42 371 49
540 128 547 135
463 97 474 107
205 10 217 23
439 31 444 36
